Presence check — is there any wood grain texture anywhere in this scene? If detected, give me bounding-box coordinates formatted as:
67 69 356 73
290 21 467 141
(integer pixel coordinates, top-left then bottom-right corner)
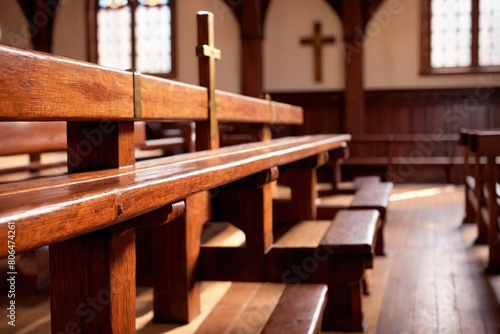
49 227 136 334
0 122 66 155
0 45 133 121
261 284 328 334
6 186 500 334
216 90 303 124
0 46 302 124
472 131 500 272
140 75 207 120
0 135 347 256
153 192 210 323
320 209 379 254
349 182 393 214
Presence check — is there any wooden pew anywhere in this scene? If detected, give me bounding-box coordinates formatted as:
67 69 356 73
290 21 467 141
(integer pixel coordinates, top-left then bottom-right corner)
273 141 393 257
470 130 500 273
0 121 159 183
459 128 478 226
341 133 462 183
0 41 339 333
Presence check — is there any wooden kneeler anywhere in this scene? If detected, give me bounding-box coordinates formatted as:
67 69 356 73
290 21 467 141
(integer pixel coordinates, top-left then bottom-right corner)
201 168 279 282
267 210 380 332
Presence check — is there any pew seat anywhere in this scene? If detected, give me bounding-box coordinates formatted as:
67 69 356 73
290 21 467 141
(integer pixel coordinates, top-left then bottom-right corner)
195 282 327 334
0 135 347 256
267 210 380 332
274 180 392 256
0 135 345 333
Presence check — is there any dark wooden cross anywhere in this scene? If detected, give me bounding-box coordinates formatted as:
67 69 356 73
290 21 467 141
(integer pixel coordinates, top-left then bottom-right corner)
196 11 221 150
300 22 336 82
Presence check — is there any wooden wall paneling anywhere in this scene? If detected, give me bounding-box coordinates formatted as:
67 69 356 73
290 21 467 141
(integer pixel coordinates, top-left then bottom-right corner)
410 105 427 134
475 104 490 129
268 91 343 136
491 101 500 127
395 106 411 134
379 106 394 134
342 0 365 134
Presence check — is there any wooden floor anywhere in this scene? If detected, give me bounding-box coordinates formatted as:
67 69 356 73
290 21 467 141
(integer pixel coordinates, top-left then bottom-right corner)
2 184 500 333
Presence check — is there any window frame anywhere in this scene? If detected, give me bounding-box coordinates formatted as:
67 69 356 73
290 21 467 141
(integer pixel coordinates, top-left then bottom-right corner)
87 0 177 78
420 0 500 75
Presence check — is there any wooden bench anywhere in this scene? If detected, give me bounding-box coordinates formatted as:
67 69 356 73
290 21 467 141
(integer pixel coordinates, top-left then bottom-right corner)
341 133 462 183
459 128 479 226
469 130 500 273
267 210 380 331
272 145 393 256
0 136 339 332
194 282 327 333
0 121 172 182
0 32 339 333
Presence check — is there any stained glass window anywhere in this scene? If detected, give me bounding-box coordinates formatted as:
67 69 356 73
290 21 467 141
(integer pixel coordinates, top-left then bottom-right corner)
138 0 168 5
135 3 171 73
423 0 500 73
479 0 500 66
97 6 132 70
430 0 472 68
92 0 175 77
99 0 128 8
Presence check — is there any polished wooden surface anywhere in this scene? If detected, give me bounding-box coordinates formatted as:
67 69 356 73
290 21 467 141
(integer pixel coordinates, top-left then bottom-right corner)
3 185 500 333
262 284 327 334
0 122 66 155
0 45 302 124
320 210 379 254
0 135 348 257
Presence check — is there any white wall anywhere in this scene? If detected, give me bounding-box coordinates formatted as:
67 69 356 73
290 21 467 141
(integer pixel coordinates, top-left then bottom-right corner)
175 0 240 93
263 0 344 91
365 0 500 89
0 0 240 92
1 0 498 92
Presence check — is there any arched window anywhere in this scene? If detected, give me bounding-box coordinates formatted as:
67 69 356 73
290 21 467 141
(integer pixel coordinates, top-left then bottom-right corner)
421 0 499 74
88 0 176 78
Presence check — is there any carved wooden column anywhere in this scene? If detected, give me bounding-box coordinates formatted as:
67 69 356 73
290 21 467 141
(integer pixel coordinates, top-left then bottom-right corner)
17 0 59 52
240 0 264 98
342 0 365 134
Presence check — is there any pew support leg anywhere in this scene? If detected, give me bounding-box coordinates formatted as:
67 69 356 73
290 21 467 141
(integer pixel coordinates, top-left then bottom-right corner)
152 192 209 323
49 228 136 334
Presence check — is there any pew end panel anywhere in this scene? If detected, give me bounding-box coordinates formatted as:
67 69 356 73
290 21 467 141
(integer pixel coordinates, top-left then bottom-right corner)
472 131 500 274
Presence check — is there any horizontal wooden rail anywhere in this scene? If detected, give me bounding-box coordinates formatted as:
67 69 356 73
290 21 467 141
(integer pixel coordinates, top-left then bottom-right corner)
0 134 349 257
0 45 302 124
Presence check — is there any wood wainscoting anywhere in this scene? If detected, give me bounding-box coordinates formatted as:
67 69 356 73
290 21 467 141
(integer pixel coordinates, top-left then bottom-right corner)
269 87 500 183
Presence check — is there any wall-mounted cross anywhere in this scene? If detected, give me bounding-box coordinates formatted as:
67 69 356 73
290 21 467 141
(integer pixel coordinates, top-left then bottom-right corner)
196 11 222 150
300 22 336 82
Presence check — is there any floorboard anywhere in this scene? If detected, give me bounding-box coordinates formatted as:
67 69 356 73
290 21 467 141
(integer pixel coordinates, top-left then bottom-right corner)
1 184 500 333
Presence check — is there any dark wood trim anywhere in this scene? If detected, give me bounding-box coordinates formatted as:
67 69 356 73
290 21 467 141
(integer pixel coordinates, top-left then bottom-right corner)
240 0 263 97
86 0 97 63
420 0 431 75
342 0 364 134
471 0 479 68
17 0 60 52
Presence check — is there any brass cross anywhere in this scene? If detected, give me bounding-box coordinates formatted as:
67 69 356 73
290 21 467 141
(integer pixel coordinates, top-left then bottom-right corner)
196 11 221 149
300 22 335 82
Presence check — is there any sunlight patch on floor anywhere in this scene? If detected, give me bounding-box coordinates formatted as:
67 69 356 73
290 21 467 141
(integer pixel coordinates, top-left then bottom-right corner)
389 185 457 202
